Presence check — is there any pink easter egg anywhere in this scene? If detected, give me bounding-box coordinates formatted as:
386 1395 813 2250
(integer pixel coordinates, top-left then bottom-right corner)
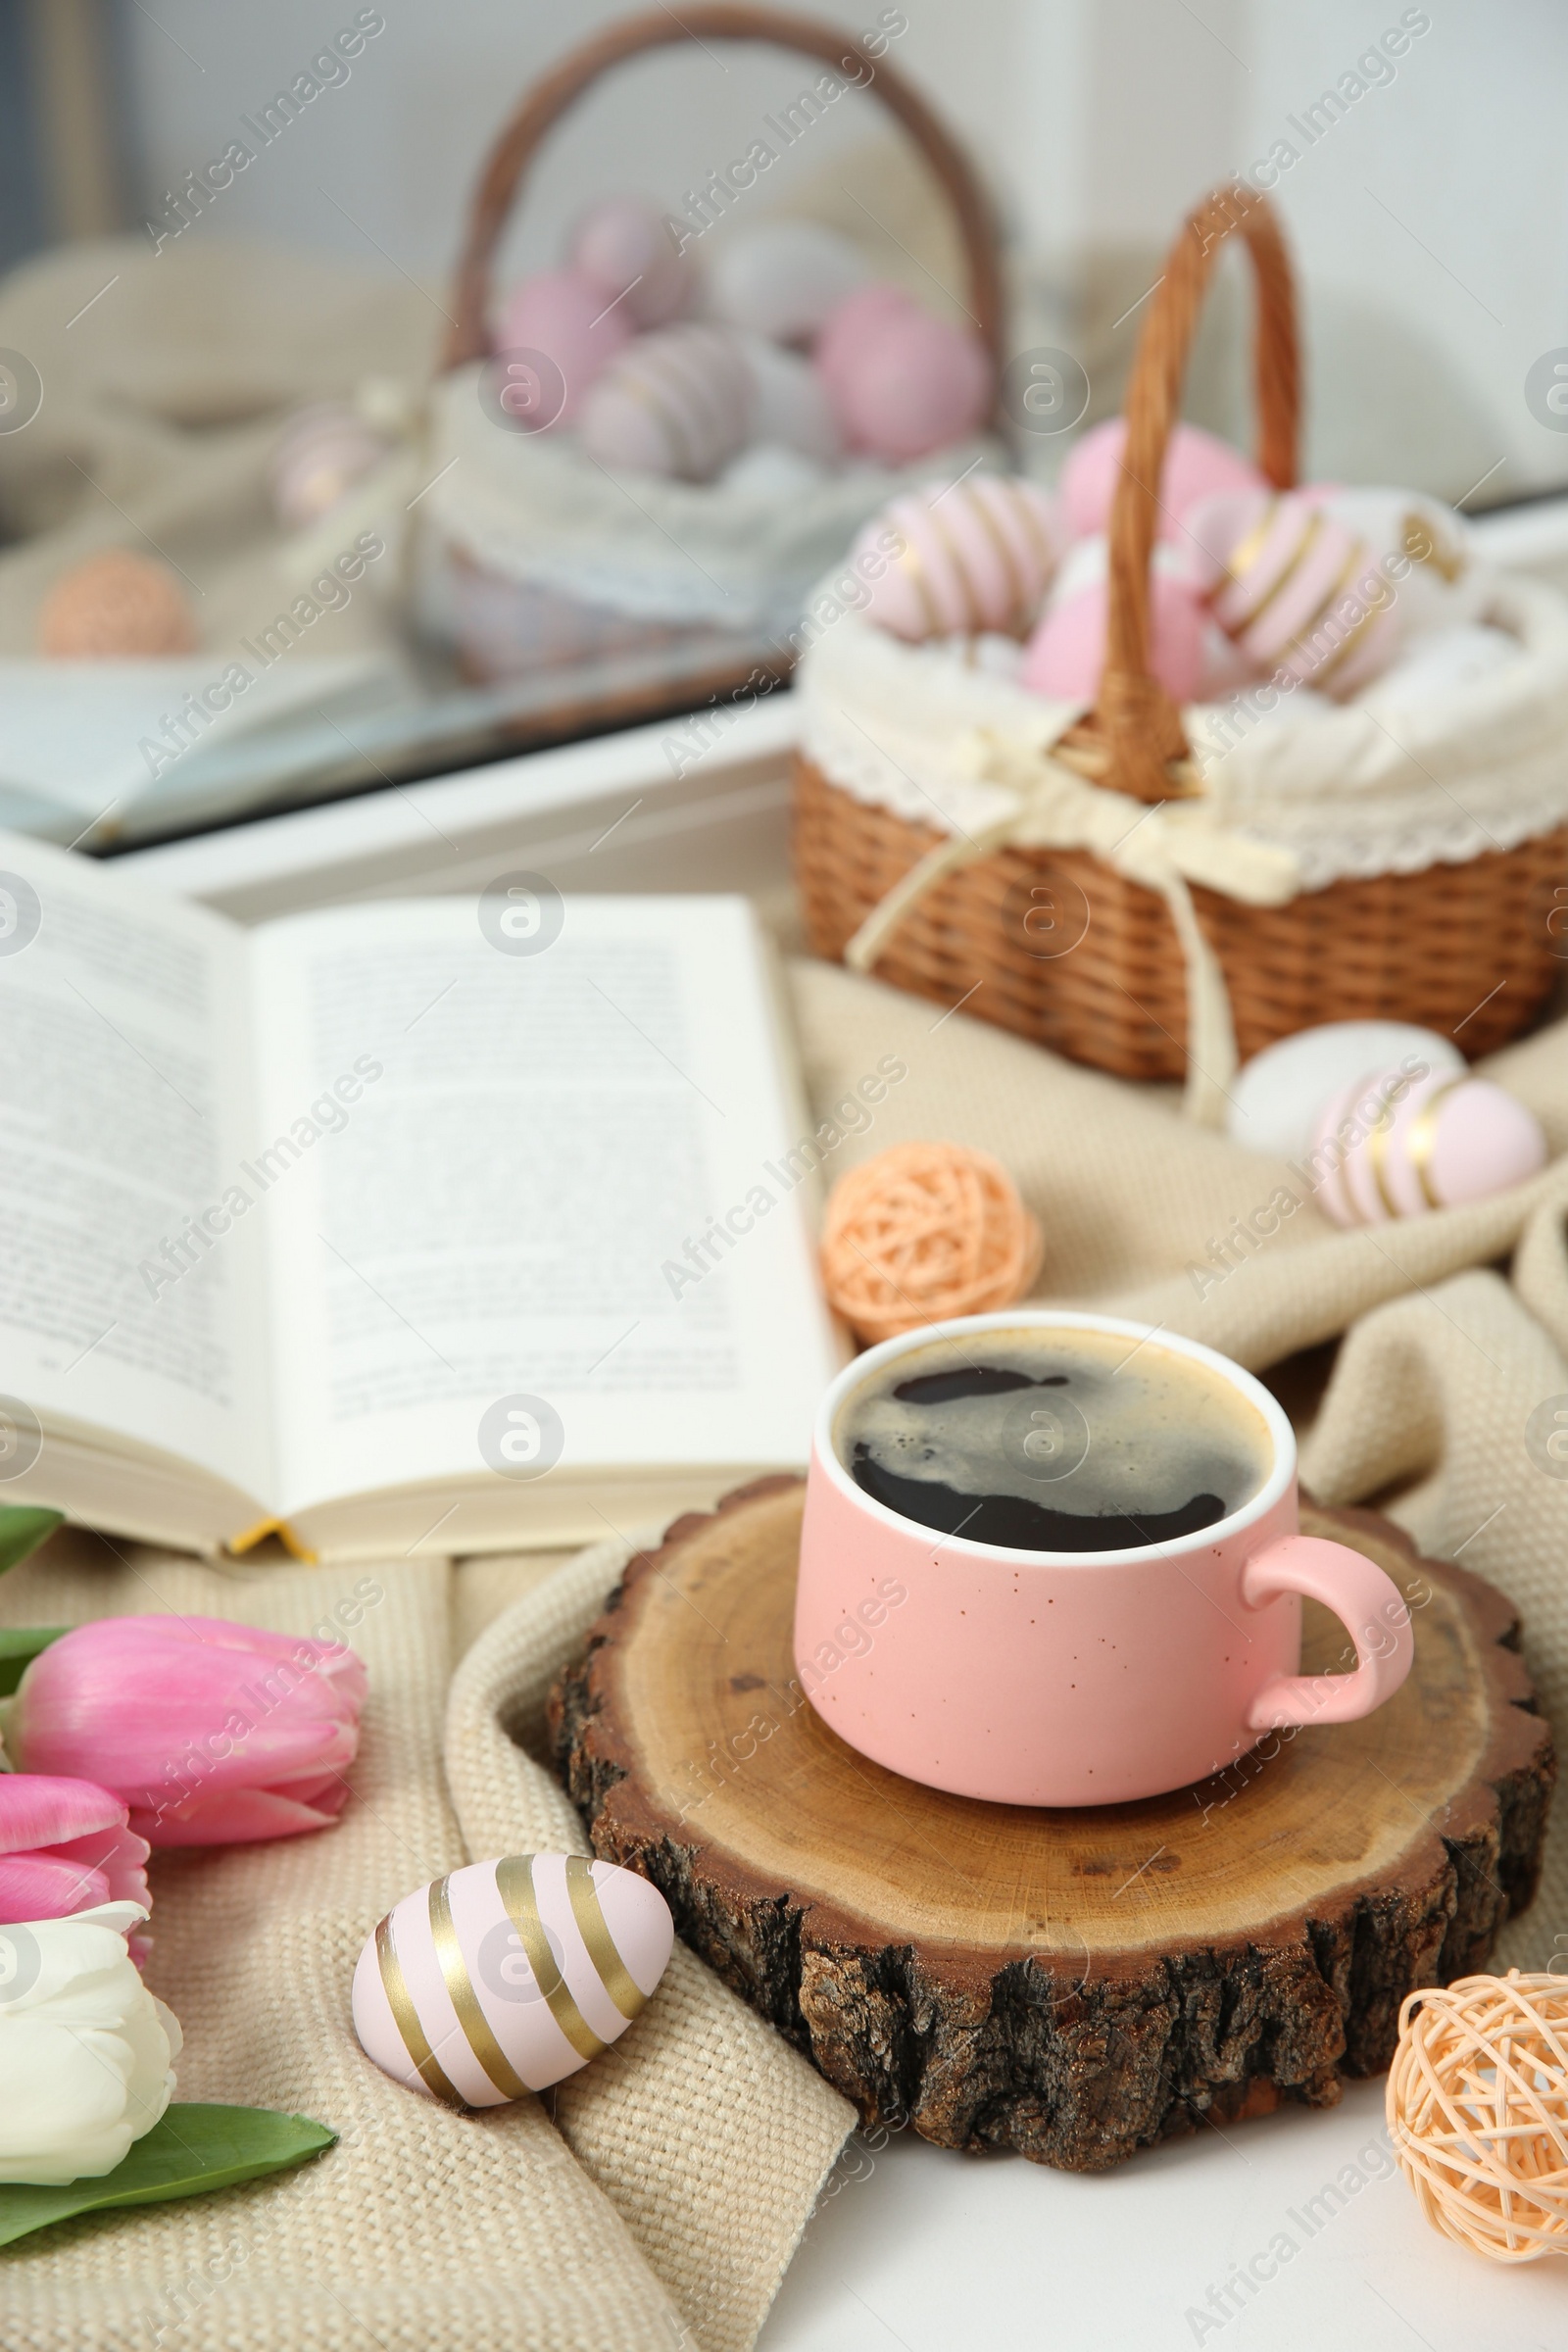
578 322 752 480
353 1852 673 2107
824 304 994 466
1185 488 1402 697
1426 1080 1548 1205
1060 419 1265 545
570 197 694 329
857 476 1063 639
1310 1068 1546 1227
494 270 635 424
812 283 923 398
1021 570 1207 703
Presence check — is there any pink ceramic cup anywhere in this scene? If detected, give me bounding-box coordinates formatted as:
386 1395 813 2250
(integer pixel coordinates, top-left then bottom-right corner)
794 1311 1415 1806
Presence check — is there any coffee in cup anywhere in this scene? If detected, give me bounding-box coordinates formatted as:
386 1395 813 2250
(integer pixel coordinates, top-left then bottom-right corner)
839 1325 1273 1552
796 1310 1416 1805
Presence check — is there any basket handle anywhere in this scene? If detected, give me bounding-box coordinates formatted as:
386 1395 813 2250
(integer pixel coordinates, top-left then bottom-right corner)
442 4 1003 375
1086 183 1300 803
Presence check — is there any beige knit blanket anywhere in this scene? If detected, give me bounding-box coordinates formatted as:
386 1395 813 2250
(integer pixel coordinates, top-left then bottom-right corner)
4 957 1566 2348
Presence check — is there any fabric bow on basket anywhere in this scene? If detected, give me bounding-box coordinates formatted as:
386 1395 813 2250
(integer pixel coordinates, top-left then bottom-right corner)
844 708 1302 1124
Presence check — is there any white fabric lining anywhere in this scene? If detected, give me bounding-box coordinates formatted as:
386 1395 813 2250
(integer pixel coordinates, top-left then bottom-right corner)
799 573 1568 892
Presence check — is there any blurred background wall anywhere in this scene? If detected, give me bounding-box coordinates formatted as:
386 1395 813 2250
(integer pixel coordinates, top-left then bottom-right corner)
6 0 1566 502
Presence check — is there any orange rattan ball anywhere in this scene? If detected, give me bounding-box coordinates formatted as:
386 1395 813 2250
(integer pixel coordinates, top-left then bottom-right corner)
819 1141 1043 1346
38 550 198 658
1387 1970 1568 2264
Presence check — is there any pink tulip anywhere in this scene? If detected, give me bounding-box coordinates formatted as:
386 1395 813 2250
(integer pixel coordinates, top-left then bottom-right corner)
5 1616 368 1849
0 1774 150 1923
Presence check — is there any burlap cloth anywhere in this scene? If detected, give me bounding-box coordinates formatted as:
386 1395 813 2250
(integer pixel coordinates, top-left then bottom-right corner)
4 956 1567 2347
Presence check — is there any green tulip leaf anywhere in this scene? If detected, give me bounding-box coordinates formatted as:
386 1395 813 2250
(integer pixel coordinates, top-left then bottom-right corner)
0 1508 64 1581
0 2105 336 2249
0 1627 68 1698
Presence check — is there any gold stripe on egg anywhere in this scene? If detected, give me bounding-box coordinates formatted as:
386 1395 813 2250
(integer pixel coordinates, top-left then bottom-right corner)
1214 497 1280 600
1304 572 1391 689
618 353 702 478
955 480 1030 633
667 333 735 470
427 1875 529 2101
923 498 992 634
494 1854 609 2066
374 1912 469 2109
1363 1093 1403 1221
1402 509 1464 582
1007 485 1056 584
1271 542 1368 679
1404 1076 1465 1210
1226 504 1326 635
564 1855 648 2024
892 534 945 636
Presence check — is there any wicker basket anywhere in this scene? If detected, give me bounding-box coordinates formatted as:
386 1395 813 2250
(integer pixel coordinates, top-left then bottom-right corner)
429 2 1003 696
794 183 1568 1082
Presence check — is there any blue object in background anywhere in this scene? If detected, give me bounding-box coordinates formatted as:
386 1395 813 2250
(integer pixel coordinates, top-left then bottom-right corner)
0 2 47 275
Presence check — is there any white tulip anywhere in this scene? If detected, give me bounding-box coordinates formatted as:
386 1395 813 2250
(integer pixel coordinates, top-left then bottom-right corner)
0 1901 181 2184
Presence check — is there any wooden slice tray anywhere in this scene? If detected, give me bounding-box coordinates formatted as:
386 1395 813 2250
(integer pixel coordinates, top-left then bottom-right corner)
550 1477 1554 2171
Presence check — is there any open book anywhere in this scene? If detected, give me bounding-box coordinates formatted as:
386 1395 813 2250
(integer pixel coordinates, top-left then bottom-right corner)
0 832 852 1559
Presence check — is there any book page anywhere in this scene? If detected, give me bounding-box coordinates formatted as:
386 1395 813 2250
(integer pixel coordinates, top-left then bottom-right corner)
246 895 841 1523
0 831 271 1499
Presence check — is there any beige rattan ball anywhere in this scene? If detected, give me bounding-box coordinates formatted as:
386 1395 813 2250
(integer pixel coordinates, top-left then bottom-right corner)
819 1141 1043 1347
38 550 197 658
1387 1970 1568 2263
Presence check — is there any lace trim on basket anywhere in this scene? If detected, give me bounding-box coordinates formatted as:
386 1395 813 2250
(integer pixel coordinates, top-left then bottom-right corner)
422 368 998 628
799 577 1568 893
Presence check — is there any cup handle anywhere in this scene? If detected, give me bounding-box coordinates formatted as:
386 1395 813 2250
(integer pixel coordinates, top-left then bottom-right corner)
1240 1535 1415 1732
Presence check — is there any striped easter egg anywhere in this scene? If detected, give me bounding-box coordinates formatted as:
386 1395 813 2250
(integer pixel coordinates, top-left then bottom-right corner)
579 324 753 482
1185 488 1402 698
1310 1067 1546 1229
352 1852 673 2107
856 476 1065 641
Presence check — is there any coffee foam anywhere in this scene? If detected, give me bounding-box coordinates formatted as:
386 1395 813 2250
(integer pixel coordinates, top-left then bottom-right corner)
839 1326 1273 1545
